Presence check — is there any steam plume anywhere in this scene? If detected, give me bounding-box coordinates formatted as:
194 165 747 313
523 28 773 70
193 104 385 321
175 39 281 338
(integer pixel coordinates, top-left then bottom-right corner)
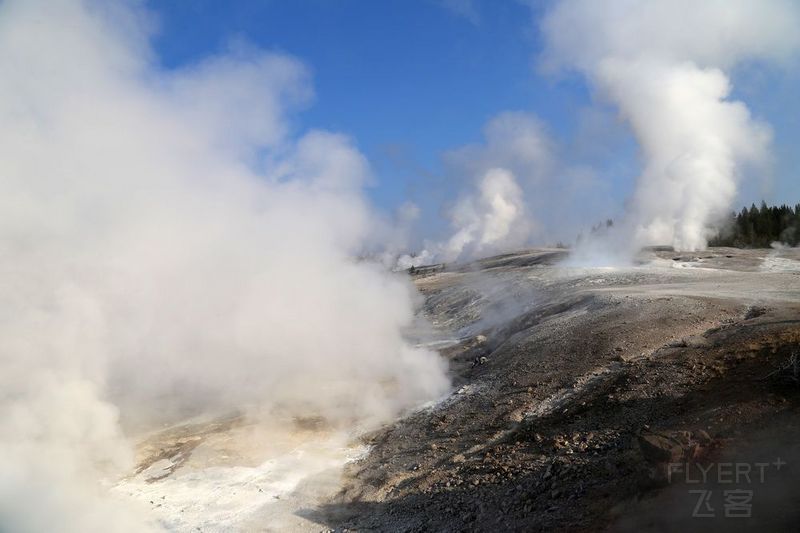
398 113 553 267
444 168 530 260
542 0 800 251
0 0 448 530
397 167 530 268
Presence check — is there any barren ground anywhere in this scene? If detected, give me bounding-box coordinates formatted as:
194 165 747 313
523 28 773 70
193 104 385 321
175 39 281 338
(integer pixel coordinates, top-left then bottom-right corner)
122 246 800 532
317 246 800 532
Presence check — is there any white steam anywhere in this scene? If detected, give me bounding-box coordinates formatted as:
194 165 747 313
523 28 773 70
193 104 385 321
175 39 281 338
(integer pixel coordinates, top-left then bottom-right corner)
0 0 448 530
444 168 530 260
542 0 800 251
398 113 553 267
398 167 530 267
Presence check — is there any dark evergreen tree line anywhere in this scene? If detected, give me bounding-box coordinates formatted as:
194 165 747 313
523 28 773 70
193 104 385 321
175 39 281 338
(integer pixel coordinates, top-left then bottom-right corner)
710 202 800 248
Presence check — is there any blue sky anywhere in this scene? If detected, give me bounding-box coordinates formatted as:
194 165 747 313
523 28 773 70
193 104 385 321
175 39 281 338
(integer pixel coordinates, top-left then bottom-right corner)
148 0 800 237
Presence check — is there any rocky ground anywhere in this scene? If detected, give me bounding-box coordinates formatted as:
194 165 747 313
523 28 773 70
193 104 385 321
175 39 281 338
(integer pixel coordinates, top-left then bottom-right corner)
310 247 800 532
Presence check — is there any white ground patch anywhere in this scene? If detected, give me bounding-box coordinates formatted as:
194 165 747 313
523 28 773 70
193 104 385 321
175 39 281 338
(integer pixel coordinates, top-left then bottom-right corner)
113 422 369 532
761 253 800 273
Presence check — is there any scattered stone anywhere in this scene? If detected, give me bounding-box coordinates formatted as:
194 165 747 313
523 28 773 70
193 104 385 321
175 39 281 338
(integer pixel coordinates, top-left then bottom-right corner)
745 306 767 319
694 429 712 443
684 335 712 348
638 433 684 463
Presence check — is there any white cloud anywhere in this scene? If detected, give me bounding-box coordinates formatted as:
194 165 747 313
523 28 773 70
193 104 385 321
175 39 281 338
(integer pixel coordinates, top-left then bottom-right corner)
445 111 555 182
